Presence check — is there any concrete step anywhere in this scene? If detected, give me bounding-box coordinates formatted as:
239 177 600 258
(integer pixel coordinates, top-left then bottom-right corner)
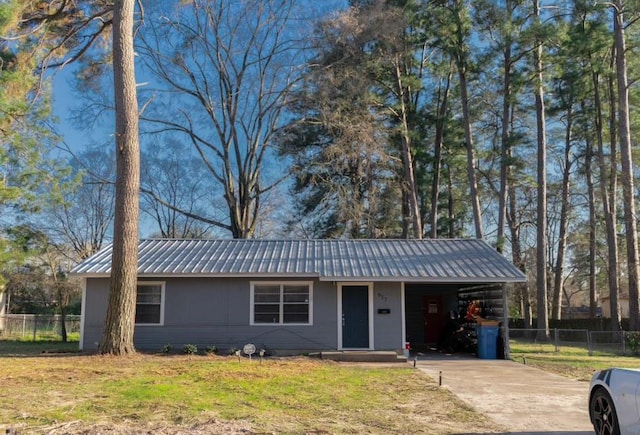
319 351 407 363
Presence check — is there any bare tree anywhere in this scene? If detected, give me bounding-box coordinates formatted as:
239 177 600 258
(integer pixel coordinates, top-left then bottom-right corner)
99 0 140 355
42 148 116 260
140 138 214 238
138 0 302 239
40 242 82 342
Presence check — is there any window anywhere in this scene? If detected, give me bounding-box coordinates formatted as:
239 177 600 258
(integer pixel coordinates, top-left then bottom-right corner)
251 282 312 325
136 283 164 325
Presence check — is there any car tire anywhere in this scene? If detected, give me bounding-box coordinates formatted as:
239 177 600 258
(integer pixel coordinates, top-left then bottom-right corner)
590 387 620 435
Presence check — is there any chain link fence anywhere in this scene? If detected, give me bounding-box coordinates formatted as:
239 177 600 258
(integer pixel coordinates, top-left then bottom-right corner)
0 314 80 341
508 327 639 356
2 314 638 354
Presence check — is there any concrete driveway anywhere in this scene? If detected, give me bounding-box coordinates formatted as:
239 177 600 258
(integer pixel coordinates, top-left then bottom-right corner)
413 352 594 435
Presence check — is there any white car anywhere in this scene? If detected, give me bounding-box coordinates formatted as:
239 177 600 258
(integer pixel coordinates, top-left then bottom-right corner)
589 368 640 435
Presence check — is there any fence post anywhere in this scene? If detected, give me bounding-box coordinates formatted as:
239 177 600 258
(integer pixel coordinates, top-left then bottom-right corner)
32 315 37 341
554 328 559 352
22 314 26 338
622 331 626 355
587 330 592 356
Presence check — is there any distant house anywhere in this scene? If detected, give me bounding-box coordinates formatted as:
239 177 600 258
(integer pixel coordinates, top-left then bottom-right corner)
561 305 601 320
72 239 526 354
600 294 630 318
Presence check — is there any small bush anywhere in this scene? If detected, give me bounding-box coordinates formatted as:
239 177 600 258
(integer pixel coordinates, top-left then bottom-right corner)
625 332 640 356
228 347 238 356
205 345 217 355
183 344 198 355
161 344 173 354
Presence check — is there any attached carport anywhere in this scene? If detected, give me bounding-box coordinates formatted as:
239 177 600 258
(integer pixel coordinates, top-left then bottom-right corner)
401 254 527 359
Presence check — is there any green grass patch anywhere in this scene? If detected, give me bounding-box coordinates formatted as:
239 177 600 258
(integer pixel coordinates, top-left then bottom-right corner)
510 340 640 381
0 332 80 342
0 340 79 355
510 340 591 356
0 354 501 434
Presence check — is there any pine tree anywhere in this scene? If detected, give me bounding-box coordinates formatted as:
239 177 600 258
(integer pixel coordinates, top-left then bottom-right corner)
99 0 139 355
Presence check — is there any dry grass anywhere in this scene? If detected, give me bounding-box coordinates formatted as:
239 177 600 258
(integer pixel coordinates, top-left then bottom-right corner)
0 348 501 434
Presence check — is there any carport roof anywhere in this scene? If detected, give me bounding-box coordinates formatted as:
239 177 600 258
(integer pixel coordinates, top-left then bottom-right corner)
71 238 527 283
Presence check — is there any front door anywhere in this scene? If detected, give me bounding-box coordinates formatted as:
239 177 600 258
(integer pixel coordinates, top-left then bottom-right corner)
423 295 444 344
341 285 370 348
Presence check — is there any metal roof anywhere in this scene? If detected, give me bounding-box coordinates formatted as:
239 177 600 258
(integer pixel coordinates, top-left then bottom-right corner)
71 239 527 283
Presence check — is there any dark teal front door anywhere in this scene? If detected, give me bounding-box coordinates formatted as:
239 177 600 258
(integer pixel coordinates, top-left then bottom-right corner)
342 285 369 348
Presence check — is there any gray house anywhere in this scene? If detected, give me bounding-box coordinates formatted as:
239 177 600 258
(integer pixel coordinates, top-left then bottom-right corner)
72 239 526 355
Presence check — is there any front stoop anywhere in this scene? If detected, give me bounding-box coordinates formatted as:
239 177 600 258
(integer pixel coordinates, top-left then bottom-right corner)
318 351 407 363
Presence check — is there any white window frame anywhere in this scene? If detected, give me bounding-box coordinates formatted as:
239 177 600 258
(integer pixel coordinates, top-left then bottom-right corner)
250 281 313 326
135 281 165 326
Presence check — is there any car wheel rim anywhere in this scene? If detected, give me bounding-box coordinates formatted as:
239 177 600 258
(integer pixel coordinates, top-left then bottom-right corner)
593 395 615 435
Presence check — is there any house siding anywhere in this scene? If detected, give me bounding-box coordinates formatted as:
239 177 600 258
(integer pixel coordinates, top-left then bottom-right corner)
372 282 403 350
82 278 109 349
82 277 340 353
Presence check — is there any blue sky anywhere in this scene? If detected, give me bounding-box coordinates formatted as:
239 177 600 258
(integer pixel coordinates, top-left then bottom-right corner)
49 0 349 239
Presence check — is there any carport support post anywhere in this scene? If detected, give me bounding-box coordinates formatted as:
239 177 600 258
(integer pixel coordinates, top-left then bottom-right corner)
502 283 510 360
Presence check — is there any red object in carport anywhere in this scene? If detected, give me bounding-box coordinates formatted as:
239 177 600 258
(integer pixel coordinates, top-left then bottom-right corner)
423 295 444 344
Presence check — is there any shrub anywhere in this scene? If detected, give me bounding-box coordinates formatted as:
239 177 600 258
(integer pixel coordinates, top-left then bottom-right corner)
625 332 640 356
161 344 173 354
205 345 217 355
183 344 198 355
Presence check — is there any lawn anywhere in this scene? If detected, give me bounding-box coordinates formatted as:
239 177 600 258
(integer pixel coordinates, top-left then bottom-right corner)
510 340 640 381
1 342 502 434
0 339 80 355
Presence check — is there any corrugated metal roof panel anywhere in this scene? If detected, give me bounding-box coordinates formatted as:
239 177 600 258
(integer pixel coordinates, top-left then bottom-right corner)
71 239 526 283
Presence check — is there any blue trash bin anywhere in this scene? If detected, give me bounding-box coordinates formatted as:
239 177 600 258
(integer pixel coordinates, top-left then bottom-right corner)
476 325 499 359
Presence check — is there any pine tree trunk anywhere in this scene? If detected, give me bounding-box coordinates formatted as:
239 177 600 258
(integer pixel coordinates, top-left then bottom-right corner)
394 58 422 239
590 65 621 331
509 195 531 329
430 69 452 239
458 67 483 240
613 1 640 330
533 0 549 339
453 0 483 240
99 0 140 355
447 165 455 238
583 100 598 322
552 102 572 320
497 49 511 253
497 0 516 254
